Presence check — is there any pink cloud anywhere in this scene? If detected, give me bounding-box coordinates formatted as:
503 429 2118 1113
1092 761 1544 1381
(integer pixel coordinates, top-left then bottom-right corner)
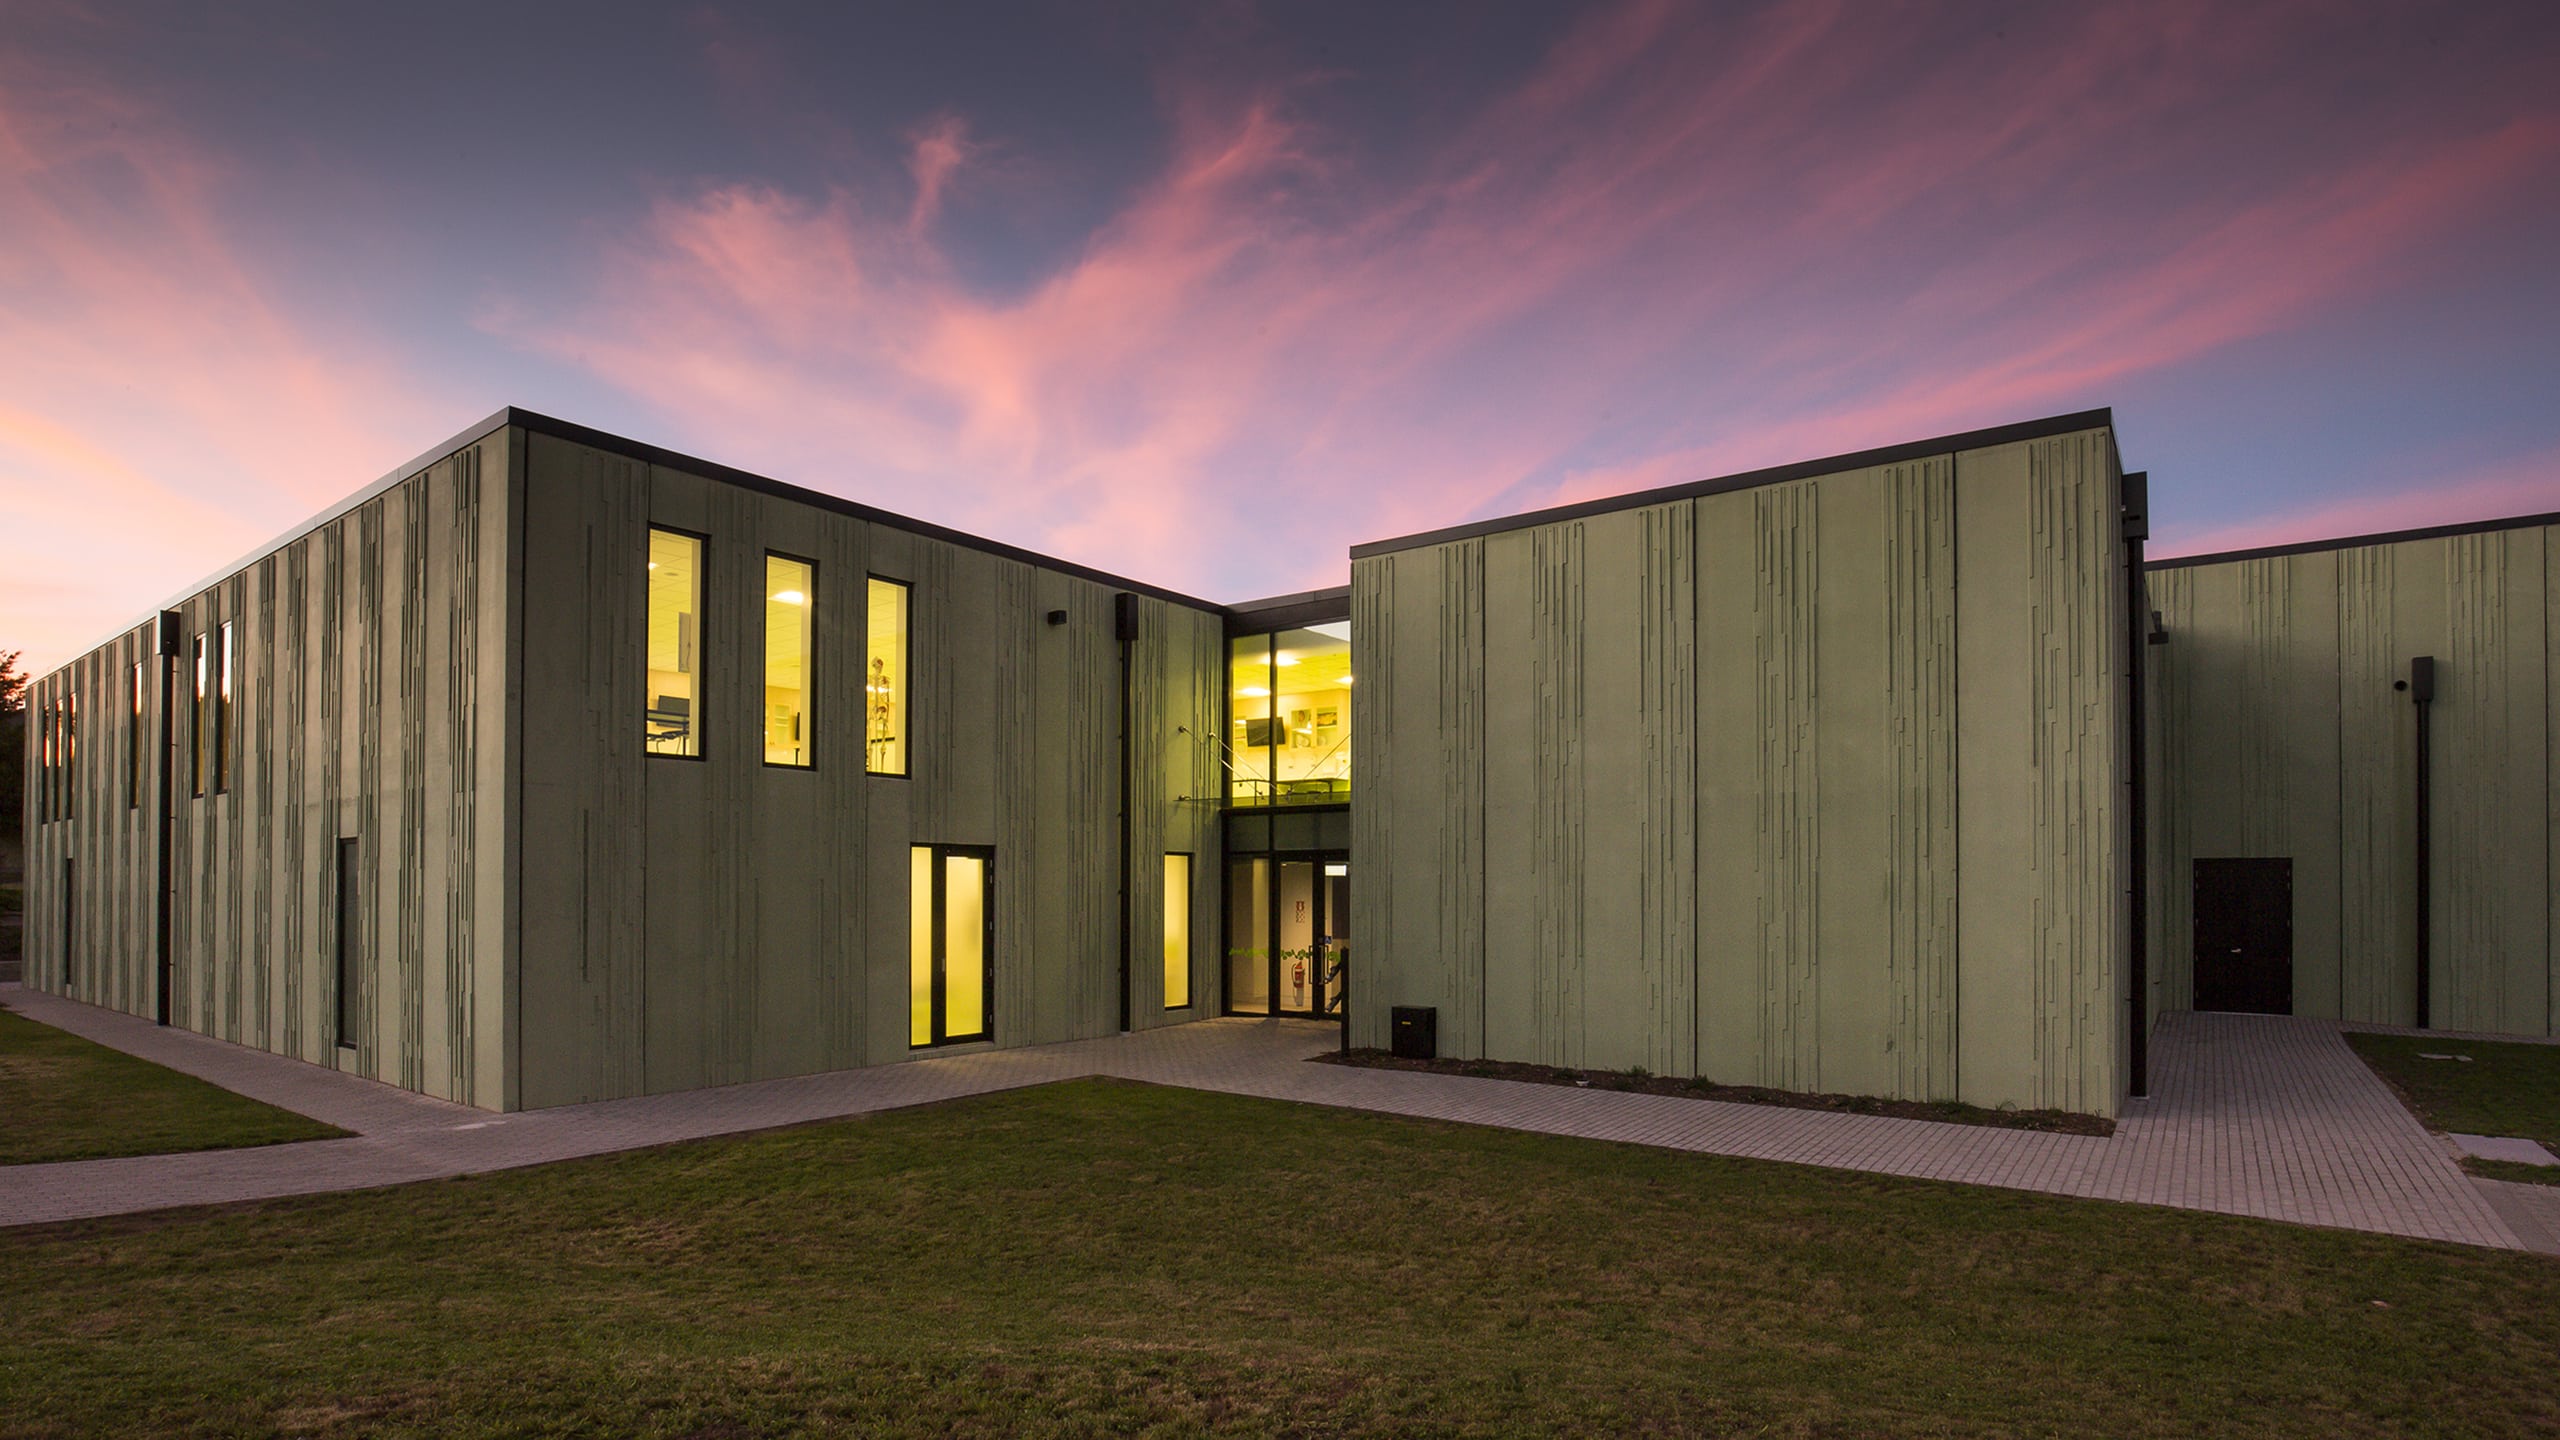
0 64 462 672
491 1 2556 599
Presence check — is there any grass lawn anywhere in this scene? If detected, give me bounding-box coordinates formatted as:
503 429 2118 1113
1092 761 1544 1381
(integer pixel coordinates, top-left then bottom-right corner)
0 1002 347 1165
3 1081 2557 1437
2349 1032 2560 1186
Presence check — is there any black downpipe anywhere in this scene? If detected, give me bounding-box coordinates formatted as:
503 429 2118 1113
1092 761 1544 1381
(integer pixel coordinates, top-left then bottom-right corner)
2122 474 2150 1099
2410 655 2435 1029
153 609 180 1026
1114 592 1139 1033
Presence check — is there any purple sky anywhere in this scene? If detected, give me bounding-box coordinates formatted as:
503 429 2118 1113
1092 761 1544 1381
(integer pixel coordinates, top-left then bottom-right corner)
6 0 2559 670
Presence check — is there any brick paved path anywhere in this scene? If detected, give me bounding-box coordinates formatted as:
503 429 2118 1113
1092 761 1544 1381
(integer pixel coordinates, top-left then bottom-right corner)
0 984 2543 1253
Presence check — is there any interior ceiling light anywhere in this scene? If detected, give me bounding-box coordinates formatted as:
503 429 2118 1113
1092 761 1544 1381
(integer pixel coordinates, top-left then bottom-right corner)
1341 674 1354 685
647 561 658 570
772 590 807 605
1274 652 1299 666
1238 685 1271 698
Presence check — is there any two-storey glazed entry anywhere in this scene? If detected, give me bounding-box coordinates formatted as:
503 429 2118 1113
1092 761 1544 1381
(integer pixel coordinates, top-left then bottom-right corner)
1221 588 1353 1019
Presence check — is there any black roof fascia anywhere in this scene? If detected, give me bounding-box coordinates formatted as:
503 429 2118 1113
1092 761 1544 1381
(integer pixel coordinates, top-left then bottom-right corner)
1223 585 1352 635
1348 408 2118 560
505 408 1225 613
2147 509 2560 572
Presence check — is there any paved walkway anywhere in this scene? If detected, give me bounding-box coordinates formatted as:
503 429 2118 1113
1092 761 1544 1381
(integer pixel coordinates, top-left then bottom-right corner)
1 984 2549 1254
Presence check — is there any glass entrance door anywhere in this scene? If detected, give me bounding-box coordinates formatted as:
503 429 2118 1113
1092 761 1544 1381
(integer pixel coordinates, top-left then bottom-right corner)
1226 852 1346 1017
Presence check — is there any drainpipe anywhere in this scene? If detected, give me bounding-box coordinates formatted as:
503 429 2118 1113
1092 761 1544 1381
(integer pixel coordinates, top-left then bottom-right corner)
2121 474 2150 1099
153 609 180 1026
2409 655 2435 1029
1114 592 1139 1033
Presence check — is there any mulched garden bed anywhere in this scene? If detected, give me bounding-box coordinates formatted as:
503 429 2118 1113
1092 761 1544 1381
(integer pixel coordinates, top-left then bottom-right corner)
1312 1047 2115 1137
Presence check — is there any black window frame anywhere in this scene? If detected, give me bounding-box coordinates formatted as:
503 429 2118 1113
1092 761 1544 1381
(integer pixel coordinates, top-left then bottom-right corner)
213 620 234 795
335 836 362 1051
762 549 819 771
645 524 712 764
1164 850 1194 1011
912 842 993 1047
865 574 912 779
190 632 208 799
129 659 144 810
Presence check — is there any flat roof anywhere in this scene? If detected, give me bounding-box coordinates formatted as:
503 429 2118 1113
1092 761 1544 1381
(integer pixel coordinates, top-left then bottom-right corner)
51 407 1234 675
1347 408 2118 559
2147 509 2560 572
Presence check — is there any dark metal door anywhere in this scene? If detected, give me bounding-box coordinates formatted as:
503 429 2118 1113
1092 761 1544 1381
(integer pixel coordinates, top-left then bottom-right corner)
2193 858 2293 1014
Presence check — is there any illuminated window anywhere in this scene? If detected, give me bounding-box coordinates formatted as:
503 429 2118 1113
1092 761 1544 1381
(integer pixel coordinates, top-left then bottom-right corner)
764 554 814 767
1269 624 1350 805
1229 636 1273 804
911 844 991 1046
646 529 704 758
61 691 76 821
214 620 234 794
191 633 208 798
1225 858 1270 1015
129 661 144 809
1163 853 1193 1009
867 577 909 776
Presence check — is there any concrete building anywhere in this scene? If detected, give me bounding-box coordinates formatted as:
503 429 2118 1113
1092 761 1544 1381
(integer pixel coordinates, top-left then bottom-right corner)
18 405 2558 1117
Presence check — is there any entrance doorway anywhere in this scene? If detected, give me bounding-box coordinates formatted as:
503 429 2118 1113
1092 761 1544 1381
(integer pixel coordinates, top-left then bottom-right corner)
910 845 993 1047
2193 857 2292 1014
1224 853 1347 1017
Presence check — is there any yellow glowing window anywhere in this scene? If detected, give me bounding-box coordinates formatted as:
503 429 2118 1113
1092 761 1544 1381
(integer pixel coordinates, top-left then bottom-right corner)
764 554 813 767
867 577 909 776
647 529 703 758
910 847 934 1047
1164 853 1192 1009
912 844 992 1046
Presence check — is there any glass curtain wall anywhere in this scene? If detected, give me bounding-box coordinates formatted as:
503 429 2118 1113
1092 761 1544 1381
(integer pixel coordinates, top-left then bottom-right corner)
1229 623 1351 808
1225 857 1271 1014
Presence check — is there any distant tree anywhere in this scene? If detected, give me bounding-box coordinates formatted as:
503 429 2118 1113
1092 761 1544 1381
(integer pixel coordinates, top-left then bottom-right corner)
0 649 24 854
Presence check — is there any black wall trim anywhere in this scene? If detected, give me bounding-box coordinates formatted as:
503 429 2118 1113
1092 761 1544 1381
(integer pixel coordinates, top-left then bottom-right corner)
2149 510 2560 573
1224 588 1352 636
1348 408 2118 559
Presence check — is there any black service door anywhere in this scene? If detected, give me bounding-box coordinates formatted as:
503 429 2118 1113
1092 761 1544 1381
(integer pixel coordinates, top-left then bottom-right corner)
2193 857 2293 1014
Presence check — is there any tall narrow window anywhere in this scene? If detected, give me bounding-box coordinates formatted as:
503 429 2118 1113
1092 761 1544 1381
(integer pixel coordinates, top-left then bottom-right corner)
213 620 234 794
910 844 992 1046
1270 623 1351 805
62 690 75 820
646 529 704 758
1163 853 1193 1009
335 837 361 1049
36 699 53 823
61 858 75 988
129 661 144 809
764 554 814 767
1229 635 1273 804
867 577 909 775
190 633 208 797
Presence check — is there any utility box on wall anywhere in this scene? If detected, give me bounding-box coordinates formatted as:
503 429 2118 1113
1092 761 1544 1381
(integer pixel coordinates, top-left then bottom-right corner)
1391 1005 1437 1060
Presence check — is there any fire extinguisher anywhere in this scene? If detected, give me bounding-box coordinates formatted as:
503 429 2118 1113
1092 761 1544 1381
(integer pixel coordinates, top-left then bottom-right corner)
1292 959 1306 1002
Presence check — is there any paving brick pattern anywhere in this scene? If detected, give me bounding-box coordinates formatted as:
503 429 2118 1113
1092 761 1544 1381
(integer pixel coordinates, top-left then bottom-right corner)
0 985 2538 1254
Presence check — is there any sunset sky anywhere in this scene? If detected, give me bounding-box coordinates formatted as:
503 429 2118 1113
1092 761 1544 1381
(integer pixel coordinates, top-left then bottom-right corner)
6 0 2558 671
